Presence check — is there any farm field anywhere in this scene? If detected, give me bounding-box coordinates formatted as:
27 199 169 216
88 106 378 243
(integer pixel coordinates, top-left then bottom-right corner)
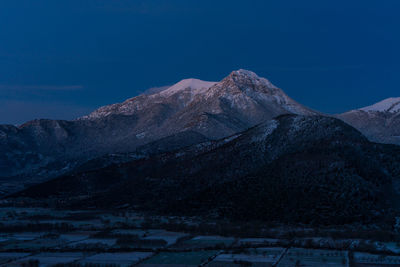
208 247 285 267
173 236 235 249
78 252 153 266
139 251 219 266
0 207 400 266
277 248 348 267
352 252 400 266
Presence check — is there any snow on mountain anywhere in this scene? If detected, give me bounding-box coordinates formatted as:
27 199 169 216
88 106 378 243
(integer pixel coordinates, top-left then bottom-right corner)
79 69 317 141
337 97 400 145
82 70 315 121
160 78 217 97
142 85 170 95
234 69 278 89
18 115 397 226
360 97 400 113
202 69 316 116
0 69 319 192
154 69 318 140
82 78 217 120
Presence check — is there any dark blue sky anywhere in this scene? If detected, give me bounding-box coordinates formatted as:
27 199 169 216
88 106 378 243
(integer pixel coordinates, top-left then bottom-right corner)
1 0 399 124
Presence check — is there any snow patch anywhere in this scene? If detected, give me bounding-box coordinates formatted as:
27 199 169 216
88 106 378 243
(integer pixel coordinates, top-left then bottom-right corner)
234 69 278 89
251 120 278 143
136 132 146 139
160 78 217 97
360 97 400 113
222 133 242 143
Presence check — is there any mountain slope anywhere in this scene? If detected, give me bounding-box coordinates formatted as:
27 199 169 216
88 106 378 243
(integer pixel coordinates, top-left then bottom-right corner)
337 98 400 145
13 115 400 225
82 69 316 139
361 97 400 113
160 69 317 139
0 70 317 194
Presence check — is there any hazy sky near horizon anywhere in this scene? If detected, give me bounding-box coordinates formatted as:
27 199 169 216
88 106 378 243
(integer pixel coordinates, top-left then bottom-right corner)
1 0 399 124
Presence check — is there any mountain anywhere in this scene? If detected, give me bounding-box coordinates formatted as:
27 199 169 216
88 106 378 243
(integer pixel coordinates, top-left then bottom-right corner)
0 70 317 195
141 85 170 95
82 69 316 139
12 115 400 225
337 97 400 145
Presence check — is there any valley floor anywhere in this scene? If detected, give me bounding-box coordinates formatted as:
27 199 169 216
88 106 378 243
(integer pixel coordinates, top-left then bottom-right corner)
0 206 399 266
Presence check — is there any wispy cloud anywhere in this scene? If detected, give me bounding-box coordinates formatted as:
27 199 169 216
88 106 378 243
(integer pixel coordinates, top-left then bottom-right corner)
0 85 84 91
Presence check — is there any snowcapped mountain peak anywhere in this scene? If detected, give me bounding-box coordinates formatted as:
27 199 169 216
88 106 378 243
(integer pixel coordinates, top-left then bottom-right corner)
200 69 316 118
226 69 278 89
233 69 264 80
360 97 400 113
83 69 316 121
160 78 217 97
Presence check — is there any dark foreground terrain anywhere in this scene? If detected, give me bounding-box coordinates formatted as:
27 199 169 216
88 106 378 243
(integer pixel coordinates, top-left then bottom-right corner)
1 206 400 266
10 115 400 227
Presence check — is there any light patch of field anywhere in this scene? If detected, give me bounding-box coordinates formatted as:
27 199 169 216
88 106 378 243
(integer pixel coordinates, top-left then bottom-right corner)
238 238 280 246
177 236 235 249
99 214 144 228
353 252 400 266
144 230 188 245
11 232 44 241
38 219 104 229
140 251 218 266
112 229 147 237
382 242 400 254
2 238 67 250
79 252 153 267
145 229 167 235
69 238 117 248
277 248 348 267
209 247 285 267
58 232 94 242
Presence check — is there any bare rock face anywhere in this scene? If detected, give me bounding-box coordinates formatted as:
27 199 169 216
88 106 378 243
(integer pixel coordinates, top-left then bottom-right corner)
337 98 400 145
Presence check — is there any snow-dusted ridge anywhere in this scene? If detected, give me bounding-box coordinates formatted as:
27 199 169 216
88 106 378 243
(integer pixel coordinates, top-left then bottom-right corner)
234 69 278 89
337 97 400 145
81 69 316 120
160 78 217 97
360 97 400 113
81 78 217 120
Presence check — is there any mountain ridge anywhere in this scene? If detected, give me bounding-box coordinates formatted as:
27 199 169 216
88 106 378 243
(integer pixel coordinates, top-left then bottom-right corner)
337 97 400 145
0 69 317 195
1 69 399 197
2 70 400 227
12 114 400 226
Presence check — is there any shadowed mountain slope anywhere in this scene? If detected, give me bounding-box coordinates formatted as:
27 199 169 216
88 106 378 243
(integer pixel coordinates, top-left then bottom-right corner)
13 115 400 226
